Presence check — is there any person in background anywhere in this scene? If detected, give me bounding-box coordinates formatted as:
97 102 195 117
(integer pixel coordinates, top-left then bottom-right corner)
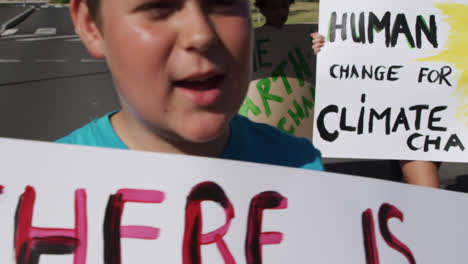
255 0 294 29
57 0 323 171
310 33 439 188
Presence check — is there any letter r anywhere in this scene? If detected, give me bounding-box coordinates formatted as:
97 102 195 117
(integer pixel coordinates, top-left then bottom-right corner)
182 181 236 264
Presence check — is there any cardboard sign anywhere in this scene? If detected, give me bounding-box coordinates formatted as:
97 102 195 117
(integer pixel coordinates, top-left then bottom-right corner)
1 138 468 263
240 24 317 140
313 0 468 162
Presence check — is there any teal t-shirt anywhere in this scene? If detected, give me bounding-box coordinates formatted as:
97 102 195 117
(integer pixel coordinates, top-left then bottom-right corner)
57 112 323 171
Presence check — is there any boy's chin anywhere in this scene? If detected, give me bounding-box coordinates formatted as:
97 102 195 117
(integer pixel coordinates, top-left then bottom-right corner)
183 127 228 144
179 117 230 144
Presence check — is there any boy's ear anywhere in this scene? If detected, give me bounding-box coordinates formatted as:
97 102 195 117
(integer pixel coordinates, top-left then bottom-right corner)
69 0 105 59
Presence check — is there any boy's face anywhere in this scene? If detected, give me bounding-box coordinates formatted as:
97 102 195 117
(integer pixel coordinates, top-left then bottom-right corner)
90 0 252 143
260 0 290 28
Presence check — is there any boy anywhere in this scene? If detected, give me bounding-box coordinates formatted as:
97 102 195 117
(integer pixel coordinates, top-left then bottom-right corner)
58 0 323 170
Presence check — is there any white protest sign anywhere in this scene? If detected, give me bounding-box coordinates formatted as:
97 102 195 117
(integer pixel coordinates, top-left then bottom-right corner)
1 138 468 263
313 0 468 161
240 24 317 140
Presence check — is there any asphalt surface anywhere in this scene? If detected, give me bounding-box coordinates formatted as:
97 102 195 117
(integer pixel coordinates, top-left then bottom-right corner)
0 5 25 25
0 36 108 84
0 2 45 25
0 5 108 85
0 5 120 141
0 4 466 187
0 73 119 141
10 5 74 35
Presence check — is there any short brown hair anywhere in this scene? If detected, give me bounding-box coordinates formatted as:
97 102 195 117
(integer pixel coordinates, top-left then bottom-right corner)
86 0 101 25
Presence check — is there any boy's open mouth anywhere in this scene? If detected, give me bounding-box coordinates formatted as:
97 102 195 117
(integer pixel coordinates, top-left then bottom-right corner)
174 74 224 91
175 74 225 106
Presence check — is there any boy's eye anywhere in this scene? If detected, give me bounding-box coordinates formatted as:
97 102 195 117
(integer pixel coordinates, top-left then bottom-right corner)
135 1 180 19
134 0 247 18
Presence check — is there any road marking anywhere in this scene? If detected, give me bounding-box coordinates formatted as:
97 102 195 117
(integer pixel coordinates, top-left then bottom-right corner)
17 35 78 42
1 34 38 40
0 59 21 63
1 28 18 37
81 59 105 63
35 59 67 63
35 27 56 35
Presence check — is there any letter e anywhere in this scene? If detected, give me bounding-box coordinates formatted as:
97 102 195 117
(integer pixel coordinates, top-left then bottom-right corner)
245 192 288 264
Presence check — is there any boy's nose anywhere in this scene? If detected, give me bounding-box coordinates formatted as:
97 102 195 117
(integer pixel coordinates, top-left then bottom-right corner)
178 5 219 53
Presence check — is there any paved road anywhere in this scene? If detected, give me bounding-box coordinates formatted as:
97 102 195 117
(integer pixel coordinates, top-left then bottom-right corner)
0 6 120 141
0 5 22 20
0 2 46 25
0 37 108 84
0 5 28 25
0 6 108 84
0 73 119 141
11 5 74 35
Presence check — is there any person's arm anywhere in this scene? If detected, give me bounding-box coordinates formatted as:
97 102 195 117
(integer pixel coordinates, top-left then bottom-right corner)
310 32 325 55
399 160 440 188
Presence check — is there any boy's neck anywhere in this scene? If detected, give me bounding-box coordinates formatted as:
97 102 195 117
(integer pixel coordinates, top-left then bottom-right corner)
110 110 230 158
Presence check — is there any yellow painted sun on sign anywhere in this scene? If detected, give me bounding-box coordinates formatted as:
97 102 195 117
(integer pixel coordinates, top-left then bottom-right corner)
419 3 468 125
